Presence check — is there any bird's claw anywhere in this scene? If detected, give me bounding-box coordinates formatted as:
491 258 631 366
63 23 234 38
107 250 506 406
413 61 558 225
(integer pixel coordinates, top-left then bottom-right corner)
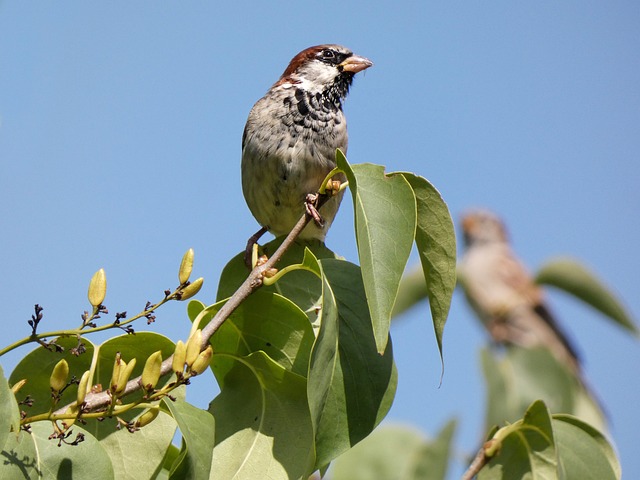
305 193 325 228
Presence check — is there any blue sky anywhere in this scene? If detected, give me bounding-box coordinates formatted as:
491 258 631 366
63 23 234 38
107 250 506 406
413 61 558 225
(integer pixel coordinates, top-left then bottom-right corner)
1 2 638 478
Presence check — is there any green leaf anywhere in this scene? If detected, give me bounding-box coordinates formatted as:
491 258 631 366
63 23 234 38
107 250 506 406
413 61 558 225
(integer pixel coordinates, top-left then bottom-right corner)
0 427 39 479
308 258 397 470
336 151 417 353
98 405 178 480
479 400 558 479
188 290 315 380
208 352 314 479
1 422 114 480
9 336 96 424
398 173 457 365
161 397 215 479
216 238 338 314
391 265 429 318
552 415 620 479
331 419 456 480
535 257 638 335
0 365 21 452
480 347 606 432
411 419 457 480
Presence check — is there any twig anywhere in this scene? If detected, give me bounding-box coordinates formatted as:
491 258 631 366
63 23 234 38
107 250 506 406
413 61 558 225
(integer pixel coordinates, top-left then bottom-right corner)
461 446 488 480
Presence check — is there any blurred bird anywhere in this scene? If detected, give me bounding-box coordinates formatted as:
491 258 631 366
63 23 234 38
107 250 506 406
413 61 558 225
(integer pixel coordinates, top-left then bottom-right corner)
458 209 581 375
241 44 372 242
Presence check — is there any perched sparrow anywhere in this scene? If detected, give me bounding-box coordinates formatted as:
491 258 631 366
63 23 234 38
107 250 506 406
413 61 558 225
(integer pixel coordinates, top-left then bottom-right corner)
241 44 372 241
458 209 581 375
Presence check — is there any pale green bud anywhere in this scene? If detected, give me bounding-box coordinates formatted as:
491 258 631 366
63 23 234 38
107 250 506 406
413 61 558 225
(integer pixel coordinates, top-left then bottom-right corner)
172 340 186 375
179 277 203 301
135 408 160 428
190 345 213 375
88 268 107 307
185 329 203 368
179 249 194 285
141 351 162 391
50 359 69 393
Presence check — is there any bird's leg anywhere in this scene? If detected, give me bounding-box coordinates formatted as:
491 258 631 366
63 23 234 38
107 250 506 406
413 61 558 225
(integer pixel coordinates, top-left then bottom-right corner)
244 225 269 269
305 193 325 228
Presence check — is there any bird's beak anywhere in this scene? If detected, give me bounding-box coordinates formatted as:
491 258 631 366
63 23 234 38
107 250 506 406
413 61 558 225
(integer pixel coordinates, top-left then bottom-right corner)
339 55 373 73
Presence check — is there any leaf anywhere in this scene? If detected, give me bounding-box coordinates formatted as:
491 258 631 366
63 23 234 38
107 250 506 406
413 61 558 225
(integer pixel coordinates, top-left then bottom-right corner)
336 151 417 353
96 406 178 480
552 415 620 479
411 419 457 480
9 336 96 424
188 290 315 380
208 352 315 479
391 265 429 318
1 422 114 480
331 419 456 480
216 238 338 314
535 257 638 335
308 257 397 470
0 365 21 452
398 173 457 365
161 397 215 479
479 400 558 479
480 347 606 432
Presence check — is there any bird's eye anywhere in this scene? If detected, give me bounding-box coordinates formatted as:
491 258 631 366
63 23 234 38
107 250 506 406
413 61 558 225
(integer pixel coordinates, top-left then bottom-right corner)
322 49 335 59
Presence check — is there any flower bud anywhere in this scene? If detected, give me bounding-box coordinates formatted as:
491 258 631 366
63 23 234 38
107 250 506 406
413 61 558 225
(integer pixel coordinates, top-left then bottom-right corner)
11 379 27 394
88 268 107 307
185 329 203 368
179 249 194 285
135 408 160 428
141 351 162 391
110 352 123 393
115 358 137 396
190 345 213 375
50 359 69 393
172 340 186 375
179 277 204 301
76 370 91 405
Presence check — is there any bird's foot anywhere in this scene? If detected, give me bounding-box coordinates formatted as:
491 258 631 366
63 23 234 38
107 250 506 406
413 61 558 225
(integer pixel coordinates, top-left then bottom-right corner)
244 226 269 270
305 193 325 228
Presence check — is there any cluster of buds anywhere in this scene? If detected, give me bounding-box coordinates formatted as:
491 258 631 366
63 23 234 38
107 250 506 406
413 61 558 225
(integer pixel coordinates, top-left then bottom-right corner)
110 353 137 397
175 249 204 301
172 329 213 380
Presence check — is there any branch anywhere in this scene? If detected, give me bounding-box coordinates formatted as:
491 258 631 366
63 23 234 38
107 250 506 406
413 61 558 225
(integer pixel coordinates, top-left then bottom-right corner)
58 198 326 415
461 444 490 480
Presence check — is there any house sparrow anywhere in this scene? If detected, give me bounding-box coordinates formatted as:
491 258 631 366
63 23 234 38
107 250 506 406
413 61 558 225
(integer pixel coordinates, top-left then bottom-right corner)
241 44 372 241
458 209 581 375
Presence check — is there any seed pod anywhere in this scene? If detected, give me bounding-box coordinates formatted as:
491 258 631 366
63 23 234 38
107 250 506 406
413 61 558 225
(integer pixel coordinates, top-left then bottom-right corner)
50 359 69 393
141 351 162 391
11 379 27 394
190 345 213 375
179 277 204 301
110 352 123 393
185 330 203 368
179 249 194 285
115 358 137 396
172 340 186 375
135 408 160 428
76 370 91 405
88 268 107 307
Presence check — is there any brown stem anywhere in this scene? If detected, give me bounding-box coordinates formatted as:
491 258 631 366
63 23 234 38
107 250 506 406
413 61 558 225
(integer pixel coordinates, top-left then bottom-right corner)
461 447 488 480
